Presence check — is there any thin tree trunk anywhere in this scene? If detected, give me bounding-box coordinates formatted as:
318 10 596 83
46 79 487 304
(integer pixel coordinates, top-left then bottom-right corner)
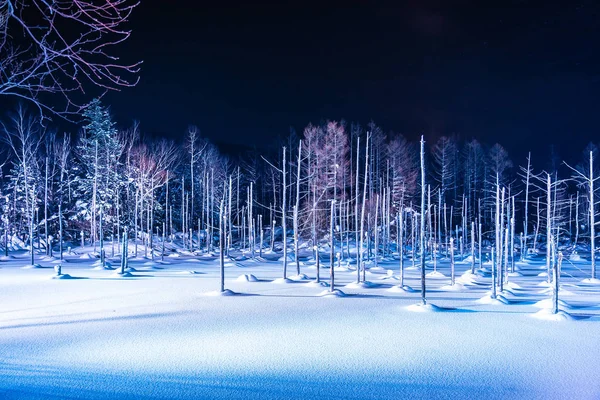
590 151 596 280
547 173 552 283
419 136 427 305
523 152 530 260
359 134 370 283
282 147 288 279
220 199 225 292
330 199 335 292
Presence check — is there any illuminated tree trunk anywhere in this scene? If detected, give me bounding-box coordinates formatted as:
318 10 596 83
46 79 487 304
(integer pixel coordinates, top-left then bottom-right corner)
471 221 476 273
282 147 288 279
330 199 335 292
522 152 531 260
359 134 370 283
492 175 499 299
294 141 302 274
355 136 361 282
419 136 427 305
220 200 225 293
450 237 455 285
546 173 552 283
590 151 596 280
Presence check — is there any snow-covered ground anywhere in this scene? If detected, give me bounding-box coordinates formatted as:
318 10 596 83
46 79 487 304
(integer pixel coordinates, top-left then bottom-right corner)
1 247 599 399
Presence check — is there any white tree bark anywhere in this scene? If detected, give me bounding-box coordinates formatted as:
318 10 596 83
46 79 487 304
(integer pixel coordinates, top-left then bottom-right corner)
419 136 427 304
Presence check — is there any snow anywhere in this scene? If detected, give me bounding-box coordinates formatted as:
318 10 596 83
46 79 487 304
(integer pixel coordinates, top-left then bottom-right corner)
0 249 599 399
236 274 259 282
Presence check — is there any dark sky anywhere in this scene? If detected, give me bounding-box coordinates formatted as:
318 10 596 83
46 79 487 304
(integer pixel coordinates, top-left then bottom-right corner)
105 0 600 162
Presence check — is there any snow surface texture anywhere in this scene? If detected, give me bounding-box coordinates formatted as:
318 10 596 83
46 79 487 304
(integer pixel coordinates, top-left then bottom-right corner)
0 249 599 399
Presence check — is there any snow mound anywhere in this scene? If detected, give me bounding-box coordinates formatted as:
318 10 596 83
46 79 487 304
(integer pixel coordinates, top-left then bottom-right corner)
318 289 346 297
334 266 353 272
506 281 522 289
457 274 479 285
508 271 523 277
426 271 446 278
532 309 575 321
581 278 600 285
306 280 329 287
79 253 98 259
345 281 379 289
204 289 237 296
236 274 259 282
288 273 310 281
388 285 416 293
477 294 509 305
111 271 134 278
21 264 43 269
177 270 201 275
0 255 15 260
368 266 387 273
537 272 548 277
39 255 57 261
51 274 73 280
440 283 465 291
92 260 113 268
91 265 116 270
406 303 444 312
272 277 294 284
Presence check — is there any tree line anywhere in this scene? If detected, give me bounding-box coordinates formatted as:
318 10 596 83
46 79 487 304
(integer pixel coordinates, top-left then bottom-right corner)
1 100 599 293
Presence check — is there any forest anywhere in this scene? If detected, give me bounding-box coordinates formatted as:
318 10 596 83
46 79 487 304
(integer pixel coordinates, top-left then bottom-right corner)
1 99 599 313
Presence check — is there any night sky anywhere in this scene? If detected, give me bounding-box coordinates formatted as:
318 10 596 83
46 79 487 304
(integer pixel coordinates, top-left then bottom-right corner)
105 0 600 161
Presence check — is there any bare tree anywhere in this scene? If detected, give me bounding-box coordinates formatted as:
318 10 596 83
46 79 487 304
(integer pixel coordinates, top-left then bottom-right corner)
0 0 140 118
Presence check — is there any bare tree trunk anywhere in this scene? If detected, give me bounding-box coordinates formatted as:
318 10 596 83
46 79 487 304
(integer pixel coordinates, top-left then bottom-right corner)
162 222 166 261
220 200 225 293
553 251 562 314
359 134 370 283
120 228 128 275
419 136 427 305
471 221 475 273
330 199 335 292
44 156 49 255
575 192 579 246
228 175 233 256
523 152 531 260
374 194 379 267
590 151 596 280
546 173 552 283
492 175 500 299
294 141 302 274
533 197 540 253
282 147 288 279
511 196 515 273
478 221 482 270
30 185 35 266
100 206 105 267
398 210 404 286
450 237 455 285
355 136 360 281
259 215 263 258
181 177 185 248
